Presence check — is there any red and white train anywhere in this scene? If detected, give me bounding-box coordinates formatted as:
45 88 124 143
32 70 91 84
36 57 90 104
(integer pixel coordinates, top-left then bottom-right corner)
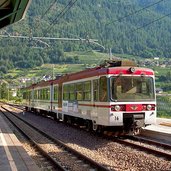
22 60 156 135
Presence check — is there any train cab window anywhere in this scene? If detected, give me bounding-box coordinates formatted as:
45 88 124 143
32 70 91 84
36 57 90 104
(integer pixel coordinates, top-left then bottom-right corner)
93 80 99 101
99 76 108 102
110 76 155 102
76 83 83 101
54 86 58 101
83 81 91 101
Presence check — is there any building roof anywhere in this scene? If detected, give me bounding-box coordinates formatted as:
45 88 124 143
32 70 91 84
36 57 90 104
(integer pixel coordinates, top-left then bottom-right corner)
0 0 31 29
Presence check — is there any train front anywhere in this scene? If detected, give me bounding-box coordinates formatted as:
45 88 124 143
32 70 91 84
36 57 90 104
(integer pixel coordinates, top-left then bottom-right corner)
108 66 156 135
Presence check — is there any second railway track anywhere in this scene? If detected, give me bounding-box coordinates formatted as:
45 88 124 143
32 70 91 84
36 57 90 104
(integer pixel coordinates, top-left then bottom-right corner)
113 136 171 160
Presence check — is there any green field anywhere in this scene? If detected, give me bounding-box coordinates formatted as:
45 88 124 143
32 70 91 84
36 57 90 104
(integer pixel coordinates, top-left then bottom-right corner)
4 51 110 86
4 52 170 88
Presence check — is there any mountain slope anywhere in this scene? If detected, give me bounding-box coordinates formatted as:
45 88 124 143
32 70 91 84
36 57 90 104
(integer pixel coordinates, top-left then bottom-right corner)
0 0 171 74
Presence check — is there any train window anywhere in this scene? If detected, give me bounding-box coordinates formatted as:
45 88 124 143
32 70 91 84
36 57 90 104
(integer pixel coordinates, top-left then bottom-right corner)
26 91 29 100
47 88 50 100
110 76 155 102
76 83 83 101
83 81 91 101
42 89 45 99
40 89 43 100
93 80 99 101
34 90 37 99
38 89 41 99
40 88 50 100
43 89 46 100
54 86 58 101
28 91 31 100
63 84 69 100
99 76 107 102
23 91 27 99
69 84 75 100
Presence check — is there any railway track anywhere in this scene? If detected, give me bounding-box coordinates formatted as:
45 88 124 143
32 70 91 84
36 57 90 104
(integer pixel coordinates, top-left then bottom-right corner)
112 135 171 160
0 105 110 171
3 103 171 169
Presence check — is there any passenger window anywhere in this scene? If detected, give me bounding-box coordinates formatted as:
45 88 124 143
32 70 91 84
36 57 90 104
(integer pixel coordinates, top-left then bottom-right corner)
76 83 83 101
63 85 69 100
47 88 50 100
69 84 75 100
54 86 58 101
83 81 91 101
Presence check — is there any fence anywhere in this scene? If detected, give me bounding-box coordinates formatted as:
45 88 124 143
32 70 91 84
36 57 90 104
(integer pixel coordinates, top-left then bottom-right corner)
157 94 171 118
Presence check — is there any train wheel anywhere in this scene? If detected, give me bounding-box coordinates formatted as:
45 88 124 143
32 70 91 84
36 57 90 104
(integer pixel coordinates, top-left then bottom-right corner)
53 113 58 121
85 120 92 132
96 125 104 135
92 122 103 135
133 128 141 135
67 117 74 125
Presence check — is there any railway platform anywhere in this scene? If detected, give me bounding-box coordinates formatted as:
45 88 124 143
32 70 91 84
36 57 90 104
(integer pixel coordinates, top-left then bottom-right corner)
141 118 171 144
0 114 40 171
145 118 171 134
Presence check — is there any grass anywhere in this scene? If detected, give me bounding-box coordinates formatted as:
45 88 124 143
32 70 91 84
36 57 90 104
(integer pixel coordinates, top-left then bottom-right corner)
153 67 171 76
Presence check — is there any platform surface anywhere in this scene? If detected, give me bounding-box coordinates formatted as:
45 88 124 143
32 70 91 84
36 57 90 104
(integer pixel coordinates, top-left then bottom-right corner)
141 118 171 144
0 114 40 171
144 117 171 134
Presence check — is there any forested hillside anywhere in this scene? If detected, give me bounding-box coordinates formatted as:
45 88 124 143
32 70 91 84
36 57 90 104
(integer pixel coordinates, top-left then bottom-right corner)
0 0 171 75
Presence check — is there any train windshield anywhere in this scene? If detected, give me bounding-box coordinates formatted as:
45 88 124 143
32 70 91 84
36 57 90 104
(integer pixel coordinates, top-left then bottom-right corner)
110 76 155 102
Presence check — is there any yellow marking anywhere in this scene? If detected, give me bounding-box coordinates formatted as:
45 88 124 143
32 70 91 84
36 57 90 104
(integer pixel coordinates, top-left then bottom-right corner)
160 122 171 127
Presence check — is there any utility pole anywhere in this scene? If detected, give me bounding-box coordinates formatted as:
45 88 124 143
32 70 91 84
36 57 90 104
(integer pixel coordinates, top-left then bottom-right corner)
109 48 112 60
52 64 54 80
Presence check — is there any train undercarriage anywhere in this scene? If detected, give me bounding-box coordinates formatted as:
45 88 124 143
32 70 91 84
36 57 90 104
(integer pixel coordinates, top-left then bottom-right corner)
26 106 145 136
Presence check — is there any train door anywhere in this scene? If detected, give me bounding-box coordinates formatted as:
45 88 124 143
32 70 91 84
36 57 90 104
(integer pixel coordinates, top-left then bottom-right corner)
31 89 34 108
91 79 99 125
58 83 62 111
98 76 109 125
50 83 53 112
99 76 108 102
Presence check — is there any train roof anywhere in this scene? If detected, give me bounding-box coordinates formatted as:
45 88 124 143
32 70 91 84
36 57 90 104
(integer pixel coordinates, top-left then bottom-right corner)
24 60 154 90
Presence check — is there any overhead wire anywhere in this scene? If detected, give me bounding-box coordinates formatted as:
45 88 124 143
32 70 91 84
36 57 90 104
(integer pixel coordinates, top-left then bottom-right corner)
105 0 165 26
128 12 171 34
45 0 79 34
31 0 102 49
104 0 168 49
40 0 58 20
33 0 58 32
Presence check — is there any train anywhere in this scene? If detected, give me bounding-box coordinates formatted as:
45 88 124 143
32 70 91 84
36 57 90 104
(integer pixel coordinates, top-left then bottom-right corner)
22 59 156 135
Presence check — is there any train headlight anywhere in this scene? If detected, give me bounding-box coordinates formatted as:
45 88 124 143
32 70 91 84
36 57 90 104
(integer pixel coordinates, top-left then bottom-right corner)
129 67 135 73
111 105 125 111
147 104 152 111
114 105 121 111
